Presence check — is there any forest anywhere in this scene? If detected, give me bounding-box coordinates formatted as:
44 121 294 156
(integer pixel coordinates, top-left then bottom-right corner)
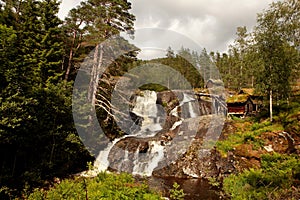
0 0 299 199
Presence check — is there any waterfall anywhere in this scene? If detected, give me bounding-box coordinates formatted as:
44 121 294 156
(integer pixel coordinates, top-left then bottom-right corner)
180 93 195 106
188 102 197 118
132 141 165 176
180 93 198 119
94 135 130 172
132 90 163 137
92 90 200 177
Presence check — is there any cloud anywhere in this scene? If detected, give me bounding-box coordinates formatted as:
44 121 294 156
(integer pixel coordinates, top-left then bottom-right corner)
58 0 82 19
59 0 275 54
129 0 274 52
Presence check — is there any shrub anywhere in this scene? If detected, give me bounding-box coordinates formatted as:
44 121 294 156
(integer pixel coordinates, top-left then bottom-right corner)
223 153 300 200
169 182 185 200
28 172 162 200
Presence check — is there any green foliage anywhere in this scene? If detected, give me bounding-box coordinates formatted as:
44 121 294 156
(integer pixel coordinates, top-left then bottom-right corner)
0 0 93 197
213 0 300 102
139 84 169 92
28 172 162 200
216 120 282 155
276 100 300 135
169 182 185 200
207 177 221 187
223 153 300 200
151 49 204 89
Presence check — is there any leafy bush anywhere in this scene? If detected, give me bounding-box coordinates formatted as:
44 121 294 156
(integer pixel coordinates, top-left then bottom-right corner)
28 172 162 200
223 153 300 200
207 177 221 187
169 182 185 200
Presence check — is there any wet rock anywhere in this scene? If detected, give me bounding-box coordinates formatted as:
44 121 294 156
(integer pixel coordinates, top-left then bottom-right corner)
157 91 179 114
153 115 230 179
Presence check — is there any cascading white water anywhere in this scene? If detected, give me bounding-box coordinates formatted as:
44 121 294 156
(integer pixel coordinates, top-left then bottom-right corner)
132 90 162 136
94 135 130 172
188 102 197 118
93 90 200 177
179 93 198 118
180 93 195 105
132 141 165 176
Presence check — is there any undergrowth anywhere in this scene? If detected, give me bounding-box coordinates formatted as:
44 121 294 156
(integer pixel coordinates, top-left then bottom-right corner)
27 172 162 200
216 119 283 156
223 153 300 200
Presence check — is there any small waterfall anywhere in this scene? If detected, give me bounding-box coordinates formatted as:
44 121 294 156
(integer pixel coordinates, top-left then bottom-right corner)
132 90 163 137
180 93 195 106
188 102 197 118
170 106 179 117
180 93 199 119
117 150 130 172
94 135 129 172
171 120 183 131
133 141 165 176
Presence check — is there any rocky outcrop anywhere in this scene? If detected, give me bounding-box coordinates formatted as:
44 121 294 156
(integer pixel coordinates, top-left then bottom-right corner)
152 115 235 179
106 114 233 179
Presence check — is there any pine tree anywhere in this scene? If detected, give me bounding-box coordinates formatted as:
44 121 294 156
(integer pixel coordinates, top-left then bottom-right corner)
68 0 135 143
0 0 92 191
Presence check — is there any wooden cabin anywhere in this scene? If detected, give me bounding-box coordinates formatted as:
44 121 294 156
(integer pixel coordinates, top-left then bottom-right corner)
226 88 261 116
206 79 224 89
239 88 262 113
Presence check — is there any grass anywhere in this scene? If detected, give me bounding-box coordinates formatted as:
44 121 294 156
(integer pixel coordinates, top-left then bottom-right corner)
223 153 300 200
219 99 300 199
216 119 283 156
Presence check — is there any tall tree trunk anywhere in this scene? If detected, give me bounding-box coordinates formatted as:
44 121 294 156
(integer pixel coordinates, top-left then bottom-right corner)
270 89 273 122
240 65 243 88
64 31 76 81
88 44 103 126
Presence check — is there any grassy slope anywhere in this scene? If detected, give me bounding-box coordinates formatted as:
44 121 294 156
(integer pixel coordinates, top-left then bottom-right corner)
217 100 300 200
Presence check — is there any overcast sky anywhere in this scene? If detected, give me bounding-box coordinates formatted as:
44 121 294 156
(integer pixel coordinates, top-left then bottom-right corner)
58 0 276 58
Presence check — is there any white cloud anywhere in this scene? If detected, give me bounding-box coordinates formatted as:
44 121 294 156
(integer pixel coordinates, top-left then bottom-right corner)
59 0 276 54
129 0 275 52
58 0 82 19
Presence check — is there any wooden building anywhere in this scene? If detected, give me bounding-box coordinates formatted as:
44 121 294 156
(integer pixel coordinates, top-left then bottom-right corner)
226 88 260 116
206 79 224 89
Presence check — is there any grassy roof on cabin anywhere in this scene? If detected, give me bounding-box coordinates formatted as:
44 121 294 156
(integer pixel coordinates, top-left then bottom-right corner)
226 94 250 104
239 88 254 96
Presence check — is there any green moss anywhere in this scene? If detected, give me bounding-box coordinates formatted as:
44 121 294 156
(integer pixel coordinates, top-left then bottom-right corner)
226 94 249 103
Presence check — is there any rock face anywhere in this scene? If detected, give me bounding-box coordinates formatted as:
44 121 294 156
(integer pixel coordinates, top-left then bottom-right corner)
152 115 235 179
94 90 229 178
